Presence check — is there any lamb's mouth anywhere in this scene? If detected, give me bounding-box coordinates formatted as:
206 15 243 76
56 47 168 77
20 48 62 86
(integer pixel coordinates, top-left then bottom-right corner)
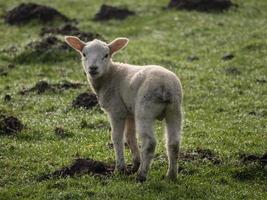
89 71 98 76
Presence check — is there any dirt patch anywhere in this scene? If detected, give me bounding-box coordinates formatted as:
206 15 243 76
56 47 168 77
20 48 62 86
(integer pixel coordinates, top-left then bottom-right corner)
180 147 221 164
58 81 84 90
0 115 23 135
233 153 267 181
40 24 104 41
21 80 51 94
4 3 70 25
222 53 234 61
187 55 199 62
39 158 114 180
240 153 267 166
7 64 16 69
224 66 241 75
248 111 257 116
0 68 8 76
38 158 136 180
72 92 98 109
167 0 237 12
232 166 267 181
15 35 71 63
94 4 135 21
27 36 68 53
54 127 72 138
256 78 267 84
19 80 83 95
3 94 11 102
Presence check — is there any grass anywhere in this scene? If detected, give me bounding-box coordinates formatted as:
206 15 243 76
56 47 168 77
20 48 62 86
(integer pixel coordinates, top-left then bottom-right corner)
0 0 266 199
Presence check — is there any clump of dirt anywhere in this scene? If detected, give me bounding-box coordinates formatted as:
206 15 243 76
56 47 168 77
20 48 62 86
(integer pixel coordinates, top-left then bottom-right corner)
58 81 84 90
0 68 8 76
19 80 83 95
180 147 221 164
187 55 199 62
248 111 257 116
232 165 266 181
54 127 72 138
224 66 241 75
15 35 71 63
39 158 114 180
23 80 51 94
40 24 104 41
72 92 98 109
94 4 135 21
222 53 234 61
256 78 267 84
240 153 267 166
167 0 237 12
4 3 70 25
7 64 16 69
27 36 68 53
0 114 23 135
3 94 12 102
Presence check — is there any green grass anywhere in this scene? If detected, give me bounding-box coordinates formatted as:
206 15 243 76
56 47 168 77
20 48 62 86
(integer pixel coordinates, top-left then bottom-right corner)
0 0 266 199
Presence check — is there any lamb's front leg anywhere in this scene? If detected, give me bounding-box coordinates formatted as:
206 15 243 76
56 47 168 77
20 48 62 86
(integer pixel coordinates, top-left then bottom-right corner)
109 115 126 173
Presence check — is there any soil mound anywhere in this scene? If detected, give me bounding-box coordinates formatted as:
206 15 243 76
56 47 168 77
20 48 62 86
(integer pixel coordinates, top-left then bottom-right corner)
72 92 98 109
167 0 237 12
240 153 267 166
94 4 135 21
27 36 68 53
0 115 23 135
40 24 104 41
180 147 221 164
19 80 83 95
39 158 114 180
4 3 70 25
14 35 71 63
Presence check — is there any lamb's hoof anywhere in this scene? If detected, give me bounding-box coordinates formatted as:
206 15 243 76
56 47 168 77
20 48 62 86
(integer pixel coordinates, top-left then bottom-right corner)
136 173 146 183
114 166 127 175
131 162 140 174
166 171 177 181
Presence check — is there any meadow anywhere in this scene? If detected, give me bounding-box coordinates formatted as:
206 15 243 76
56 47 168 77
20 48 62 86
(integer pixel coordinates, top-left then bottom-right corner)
0 0 266 199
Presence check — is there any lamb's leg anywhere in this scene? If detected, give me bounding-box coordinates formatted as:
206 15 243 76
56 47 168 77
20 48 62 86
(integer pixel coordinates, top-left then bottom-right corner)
165 108 182 180
135 118 156 182
124 117 140 173
109 115 126 173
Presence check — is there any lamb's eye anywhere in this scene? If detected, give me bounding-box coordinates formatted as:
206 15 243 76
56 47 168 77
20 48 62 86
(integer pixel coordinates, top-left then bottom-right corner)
103 53 108 59
82 53 86 57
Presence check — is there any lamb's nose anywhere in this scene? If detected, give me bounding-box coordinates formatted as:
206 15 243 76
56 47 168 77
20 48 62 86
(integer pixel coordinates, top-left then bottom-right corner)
90 66 98 71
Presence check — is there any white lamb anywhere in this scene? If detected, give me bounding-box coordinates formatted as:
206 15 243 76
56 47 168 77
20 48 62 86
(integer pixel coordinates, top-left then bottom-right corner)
65 36 183 182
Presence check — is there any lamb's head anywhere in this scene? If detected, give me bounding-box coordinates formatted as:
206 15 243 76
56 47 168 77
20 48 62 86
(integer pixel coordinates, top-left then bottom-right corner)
65 36 128 79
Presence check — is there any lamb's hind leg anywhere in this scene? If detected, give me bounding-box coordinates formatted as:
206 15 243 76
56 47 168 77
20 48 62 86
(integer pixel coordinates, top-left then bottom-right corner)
165 107 182 180
124 117 140 173
135 117 156 182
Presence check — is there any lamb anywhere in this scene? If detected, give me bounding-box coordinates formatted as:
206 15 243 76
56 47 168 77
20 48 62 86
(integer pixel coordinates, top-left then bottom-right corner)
65 36 183 182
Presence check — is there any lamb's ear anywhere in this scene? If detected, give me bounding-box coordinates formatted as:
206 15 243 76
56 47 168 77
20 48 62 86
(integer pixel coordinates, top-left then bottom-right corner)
64 36 86 53
108 38 129 55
